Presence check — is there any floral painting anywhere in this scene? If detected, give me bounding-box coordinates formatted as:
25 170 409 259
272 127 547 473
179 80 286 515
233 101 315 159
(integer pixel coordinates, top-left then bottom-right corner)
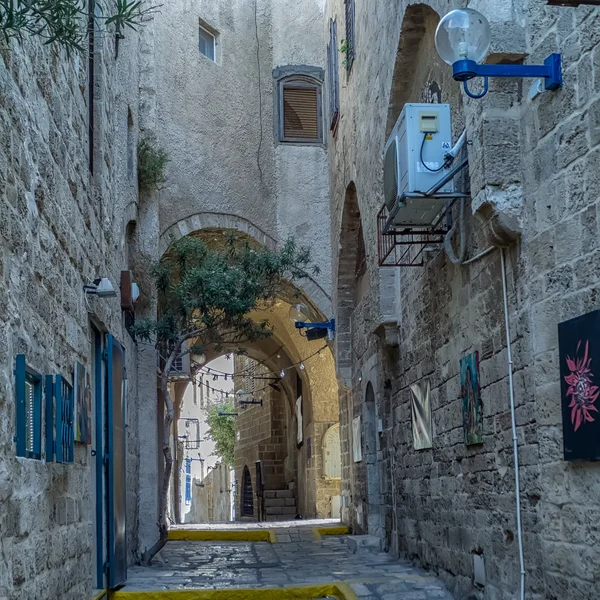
460 352 483 445
559 310 600 461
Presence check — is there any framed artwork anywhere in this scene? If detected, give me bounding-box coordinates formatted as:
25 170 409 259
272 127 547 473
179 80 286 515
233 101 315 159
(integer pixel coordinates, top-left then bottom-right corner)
352 416 362 462
558 310 600 461
74 362 92 444
410 379 433 450
460 352 483 445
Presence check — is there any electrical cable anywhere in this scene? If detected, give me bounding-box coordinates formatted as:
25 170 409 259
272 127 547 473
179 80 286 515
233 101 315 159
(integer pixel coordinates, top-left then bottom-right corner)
420 133 446 173
254 0 264 181
443 197 466 264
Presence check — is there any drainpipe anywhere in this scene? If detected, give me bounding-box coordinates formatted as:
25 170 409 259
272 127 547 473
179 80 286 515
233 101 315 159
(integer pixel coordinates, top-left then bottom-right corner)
500 248 526 600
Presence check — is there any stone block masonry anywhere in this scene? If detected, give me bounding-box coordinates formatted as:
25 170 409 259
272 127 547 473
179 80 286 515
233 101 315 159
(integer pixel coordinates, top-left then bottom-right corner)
0 22 148 600
327 0 600 598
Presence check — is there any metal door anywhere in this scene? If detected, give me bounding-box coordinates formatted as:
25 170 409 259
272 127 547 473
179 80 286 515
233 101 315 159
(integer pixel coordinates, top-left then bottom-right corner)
106 335 127 588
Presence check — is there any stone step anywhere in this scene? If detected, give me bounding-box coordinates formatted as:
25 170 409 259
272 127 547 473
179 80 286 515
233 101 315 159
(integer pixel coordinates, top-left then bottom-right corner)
346 535 382 554
264 497 296 508
264 489 294 499
265 505 297 515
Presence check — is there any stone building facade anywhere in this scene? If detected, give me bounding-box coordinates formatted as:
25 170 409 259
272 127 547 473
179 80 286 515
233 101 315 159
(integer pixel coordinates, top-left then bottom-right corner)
0 20 154 599
326 0 600 599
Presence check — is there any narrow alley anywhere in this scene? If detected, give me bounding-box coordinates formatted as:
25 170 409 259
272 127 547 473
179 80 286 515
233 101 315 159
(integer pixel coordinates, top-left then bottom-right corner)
119 521 454 599
2 1 600 599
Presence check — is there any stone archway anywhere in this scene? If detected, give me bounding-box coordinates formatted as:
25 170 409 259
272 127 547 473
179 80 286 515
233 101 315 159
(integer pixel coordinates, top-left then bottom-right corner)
160 211 332 318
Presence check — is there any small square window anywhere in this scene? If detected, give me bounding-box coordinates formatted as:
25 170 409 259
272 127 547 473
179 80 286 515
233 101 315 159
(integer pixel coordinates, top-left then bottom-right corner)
199 25 216 62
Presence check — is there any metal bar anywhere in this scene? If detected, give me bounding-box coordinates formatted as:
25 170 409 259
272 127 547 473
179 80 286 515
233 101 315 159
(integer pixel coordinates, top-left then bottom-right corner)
45 375 54 462
425 157 469 196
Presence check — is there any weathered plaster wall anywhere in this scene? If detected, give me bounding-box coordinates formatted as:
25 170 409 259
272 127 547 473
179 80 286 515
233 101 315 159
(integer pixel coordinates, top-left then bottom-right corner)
185 463 231 523
327 0 600 598
0 23 146 599
150 0 332 298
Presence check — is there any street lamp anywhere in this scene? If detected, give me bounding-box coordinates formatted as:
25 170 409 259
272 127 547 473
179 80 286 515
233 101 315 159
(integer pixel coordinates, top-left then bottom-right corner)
289 303 335 341
435 8 562 98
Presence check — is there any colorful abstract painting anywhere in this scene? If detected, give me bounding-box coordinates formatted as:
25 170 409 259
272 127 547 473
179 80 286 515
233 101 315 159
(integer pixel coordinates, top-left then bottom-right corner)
558 310 600 461
460 352 483 445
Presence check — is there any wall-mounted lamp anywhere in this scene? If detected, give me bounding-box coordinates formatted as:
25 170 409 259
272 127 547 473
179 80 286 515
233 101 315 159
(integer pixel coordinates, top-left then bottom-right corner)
84 277 117 298
289 303 335 341
435 9 562 99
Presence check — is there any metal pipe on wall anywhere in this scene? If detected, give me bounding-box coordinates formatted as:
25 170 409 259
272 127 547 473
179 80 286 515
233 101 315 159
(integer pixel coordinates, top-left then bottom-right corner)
500 248 526 600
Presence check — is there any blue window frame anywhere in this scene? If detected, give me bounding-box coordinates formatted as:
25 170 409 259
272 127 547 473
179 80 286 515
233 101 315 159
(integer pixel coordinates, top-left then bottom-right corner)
15 355 42 459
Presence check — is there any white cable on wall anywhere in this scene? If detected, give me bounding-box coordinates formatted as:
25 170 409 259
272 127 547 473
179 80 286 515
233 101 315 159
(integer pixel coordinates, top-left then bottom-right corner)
500 248 526 600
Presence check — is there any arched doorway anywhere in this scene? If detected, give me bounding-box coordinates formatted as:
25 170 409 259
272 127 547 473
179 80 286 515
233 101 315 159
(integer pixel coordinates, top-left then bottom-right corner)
364 382 381 536
241 466 254 518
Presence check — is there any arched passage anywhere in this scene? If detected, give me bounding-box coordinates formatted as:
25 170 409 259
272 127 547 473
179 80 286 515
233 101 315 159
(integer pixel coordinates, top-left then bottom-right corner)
161 226 341 523
335 182 367 384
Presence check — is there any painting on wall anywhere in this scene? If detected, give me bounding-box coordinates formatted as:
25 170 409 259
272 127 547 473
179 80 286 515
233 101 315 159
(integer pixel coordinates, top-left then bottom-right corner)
74 362 92 444
558 310 600 461
352 416 362 463
410 379 433 450
460 352 483 445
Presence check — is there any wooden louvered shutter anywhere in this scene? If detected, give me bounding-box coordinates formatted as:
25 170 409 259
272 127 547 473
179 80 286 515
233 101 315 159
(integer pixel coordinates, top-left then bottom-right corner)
283 85 320 141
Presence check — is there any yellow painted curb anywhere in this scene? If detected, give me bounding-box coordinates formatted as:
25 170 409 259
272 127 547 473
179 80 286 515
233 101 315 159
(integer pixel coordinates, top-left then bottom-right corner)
167 530 272 543
269 529 277 544
113 583 350 599
317 526 350 536
92 591 107 600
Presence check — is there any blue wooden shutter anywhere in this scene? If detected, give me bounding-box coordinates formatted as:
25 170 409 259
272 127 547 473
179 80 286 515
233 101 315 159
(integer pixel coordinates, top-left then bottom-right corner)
344 0 355 71
15 355 42 459
45 375 55 461
185 459 192 505
55 375 74 464
15 355 26 457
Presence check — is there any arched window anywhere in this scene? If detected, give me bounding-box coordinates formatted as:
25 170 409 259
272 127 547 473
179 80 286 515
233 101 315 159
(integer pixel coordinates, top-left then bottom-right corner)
323 424 341 479
241 466 253 517
276 72 323 144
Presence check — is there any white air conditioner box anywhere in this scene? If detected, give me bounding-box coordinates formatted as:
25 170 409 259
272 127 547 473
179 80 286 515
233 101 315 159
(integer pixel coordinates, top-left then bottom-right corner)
384 103 454 227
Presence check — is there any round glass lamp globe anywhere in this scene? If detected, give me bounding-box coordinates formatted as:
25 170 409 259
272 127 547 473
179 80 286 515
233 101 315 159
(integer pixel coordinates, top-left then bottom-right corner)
435 8 491 65
289 303 310 323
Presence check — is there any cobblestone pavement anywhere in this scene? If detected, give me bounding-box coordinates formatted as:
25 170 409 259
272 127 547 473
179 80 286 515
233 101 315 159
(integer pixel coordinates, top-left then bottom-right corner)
124 523 455 599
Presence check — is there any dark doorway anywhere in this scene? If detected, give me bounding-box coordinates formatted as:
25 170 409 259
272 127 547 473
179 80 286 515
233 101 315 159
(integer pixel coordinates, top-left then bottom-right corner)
241 466 254 517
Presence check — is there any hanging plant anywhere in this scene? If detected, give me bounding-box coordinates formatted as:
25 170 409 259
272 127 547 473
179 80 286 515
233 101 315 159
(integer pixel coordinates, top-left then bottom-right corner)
137 136 168 193
339 38 350 69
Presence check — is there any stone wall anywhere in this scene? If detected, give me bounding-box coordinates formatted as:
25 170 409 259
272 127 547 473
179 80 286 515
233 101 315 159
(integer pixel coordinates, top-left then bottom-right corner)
185 463 231 523
0 20 147 600
327 0 600 598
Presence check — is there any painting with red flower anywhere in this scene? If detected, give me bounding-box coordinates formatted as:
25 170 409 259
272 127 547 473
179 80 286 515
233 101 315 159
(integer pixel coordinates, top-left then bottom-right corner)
558 310 600 461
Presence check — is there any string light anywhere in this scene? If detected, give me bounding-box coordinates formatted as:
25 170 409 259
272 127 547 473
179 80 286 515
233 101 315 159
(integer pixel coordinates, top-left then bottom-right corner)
280 370 285 378
299 363 305 370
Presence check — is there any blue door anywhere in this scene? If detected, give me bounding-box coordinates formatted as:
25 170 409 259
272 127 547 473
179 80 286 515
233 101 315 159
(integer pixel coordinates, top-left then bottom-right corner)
106 334 127 588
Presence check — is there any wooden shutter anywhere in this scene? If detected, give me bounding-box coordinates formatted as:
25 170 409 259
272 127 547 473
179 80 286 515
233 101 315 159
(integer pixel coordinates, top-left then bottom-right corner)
345 0 355 70
283 86 319 140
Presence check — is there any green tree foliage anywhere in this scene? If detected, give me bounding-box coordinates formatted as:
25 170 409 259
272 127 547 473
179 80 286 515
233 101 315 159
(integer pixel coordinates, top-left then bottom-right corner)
206 401 235 466
138 136 169 193
136 233 317 559
0 0 157 51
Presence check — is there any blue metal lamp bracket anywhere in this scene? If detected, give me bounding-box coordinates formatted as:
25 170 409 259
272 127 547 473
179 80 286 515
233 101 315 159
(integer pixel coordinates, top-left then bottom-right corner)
294 318 336 339
452 53 562 98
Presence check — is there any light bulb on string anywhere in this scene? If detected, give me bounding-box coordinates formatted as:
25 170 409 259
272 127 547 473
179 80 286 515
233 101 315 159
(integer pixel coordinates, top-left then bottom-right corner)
280 369 285 378
213 375 218 381
299 363 305 370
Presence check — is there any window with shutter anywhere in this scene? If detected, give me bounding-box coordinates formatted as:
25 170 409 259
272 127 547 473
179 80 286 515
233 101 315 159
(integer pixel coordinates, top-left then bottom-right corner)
328 20 340 131
344 0 355 73
278 76 323 144
14 355 42 460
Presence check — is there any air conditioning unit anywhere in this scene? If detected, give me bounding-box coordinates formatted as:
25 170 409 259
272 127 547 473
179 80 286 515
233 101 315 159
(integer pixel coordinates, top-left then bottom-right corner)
384 103 454 227
168 341 192 380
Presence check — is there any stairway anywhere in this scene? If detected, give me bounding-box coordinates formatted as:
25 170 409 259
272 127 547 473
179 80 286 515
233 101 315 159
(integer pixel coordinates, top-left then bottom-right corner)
264 489 297 521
